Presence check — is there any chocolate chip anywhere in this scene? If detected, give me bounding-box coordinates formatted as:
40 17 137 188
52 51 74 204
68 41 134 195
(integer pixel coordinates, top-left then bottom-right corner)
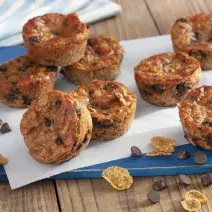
0 123 11 134
73 102 81 116
18 66 29 72
22 95 31 106
201 173 212 186
55 100 62 108
147 190 160 203
194 151 207 165
207 38 212 43
56 137 63 145
191 96 198 102
177 149 191 160
176 82 191 99
86 24 90 29
93 118 114 129
142 89 152 96
206 134 212 146
87 39 92 46
43 117 51 127
179 174 191 186
131 146 142 157
104 83 118 91
188 50 207 59
5 89 20 101
92 103 109 110
152 180 167 191
53 32 60 36
202 122 212 127
151 84 164 94
0 119 2 126
46 66 58 72
29 36 41 44
176 18 187 23
194 32 199 40
184 132 189 139
0 64 7 72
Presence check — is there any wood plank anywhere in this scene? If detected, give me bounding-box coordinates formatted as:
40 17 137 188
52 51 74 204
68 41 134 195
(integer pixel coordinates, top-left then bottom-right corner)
91 0 159 40
0 180 59 212
145 0 211 34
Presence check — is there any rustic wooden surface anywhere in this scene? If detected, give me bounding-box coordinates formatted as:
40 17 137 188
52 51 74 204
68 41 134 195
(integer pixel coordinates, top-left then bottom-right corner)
0 0 212 211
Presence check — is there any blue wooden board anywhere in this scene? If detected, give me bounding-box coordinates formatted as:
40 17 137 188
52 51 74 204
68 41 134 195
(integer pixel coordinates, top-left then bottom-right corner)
0 45 211 181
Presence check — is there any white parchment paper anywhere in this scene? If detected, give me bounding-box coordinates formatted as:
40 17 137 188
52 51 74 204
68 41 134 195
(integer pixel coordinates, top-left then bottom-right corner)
0 35 212 189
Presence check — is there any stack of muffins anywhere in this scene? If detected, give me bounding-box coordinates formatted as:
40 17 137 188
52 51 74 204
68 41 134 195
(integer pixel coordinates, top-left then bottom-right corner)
0 13 136 163
134 13 212 151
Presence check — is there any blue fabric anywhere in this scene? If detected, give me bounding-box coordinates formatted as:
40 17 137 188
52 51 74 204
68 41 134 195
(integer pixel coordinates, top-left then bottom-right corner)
0 45 211 181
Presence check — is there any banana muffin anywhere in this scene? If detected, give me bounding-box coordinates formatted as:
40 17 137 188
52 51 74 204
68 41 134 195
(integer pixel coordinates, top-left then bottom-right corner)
178 86 212 150
134 52 201 107
171 13 212 70
0 55 57 108
70 80 136 141
20 90 92 163
23 13 88 66
61 34 124 85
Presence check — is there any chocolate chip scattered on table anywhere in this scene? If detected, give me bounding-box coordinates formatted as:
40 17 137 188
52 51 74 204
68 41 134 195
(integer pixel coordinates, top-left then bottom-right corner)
131 146 142 157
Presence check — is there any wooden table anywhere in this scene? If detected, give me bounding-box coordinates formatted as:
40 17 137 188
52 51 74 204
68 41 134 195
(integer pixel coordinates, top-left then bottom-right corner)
1 0 212 211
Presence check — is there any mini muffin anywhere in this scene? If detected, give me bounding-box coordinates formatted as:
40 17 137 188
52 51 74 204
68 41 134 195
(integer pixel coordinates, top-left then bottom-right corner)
171 13 212 70
70 80 136 141
178 86 212 150
134 52 201 107
20 90 92 163
23 13 88 66
0 55 57 108
61 34 124 85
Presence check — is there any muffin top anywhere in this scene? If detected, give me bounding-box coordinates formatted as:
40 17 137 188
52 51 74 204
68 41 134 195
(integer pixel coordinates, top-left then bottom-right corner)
23 13 88 45
69 35 124 71
0 55 57 93
179 86 212 131
70 80 136 122
20 90 90 163
171 13 212 51
134 52 200 84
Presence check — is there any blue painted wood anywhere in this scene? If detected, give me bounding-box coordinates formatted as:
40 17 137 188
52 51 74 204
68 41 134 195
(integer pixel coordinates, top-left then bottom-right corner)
0 45 211 181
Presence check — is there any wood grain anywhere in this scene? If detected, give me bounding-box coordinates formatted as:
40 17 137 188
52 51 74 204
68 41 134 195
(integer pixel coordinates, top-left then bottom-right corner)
0 180 59 212
1 0 212 211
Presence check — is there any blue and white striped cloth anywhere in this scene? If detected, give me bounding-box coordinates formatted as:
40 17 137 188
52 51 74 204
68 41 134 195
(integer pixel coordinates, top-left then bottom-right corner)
0 0 122 47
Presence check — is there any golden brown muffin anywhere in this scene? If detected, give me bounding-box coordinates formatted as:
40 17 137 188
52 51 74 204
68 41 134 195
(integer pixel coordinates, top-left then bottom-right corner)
0 55 57 108
23 13 88 66
20 90 92 163
61 34 124 85
70 80 136 141
171 13 212 70
134 52 201 107
178 86 212 150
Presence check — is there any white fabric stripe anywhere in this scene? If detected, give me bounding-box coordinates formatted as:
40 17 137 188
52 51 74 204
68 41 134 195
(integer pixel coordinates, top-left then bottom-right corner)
26 0 45 12
0 0 6 6
0 0 26 22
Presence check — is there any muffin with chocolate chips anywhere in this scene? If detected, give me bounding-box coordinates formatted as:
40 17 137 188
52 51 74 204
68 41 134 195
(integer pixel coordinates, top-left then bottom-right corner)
134 52 201 107
171 13 212 70
179 86 212 150
70 80 136 141
61 34 124 85
20 90 92 163
23 13 88 66
0 55 57 108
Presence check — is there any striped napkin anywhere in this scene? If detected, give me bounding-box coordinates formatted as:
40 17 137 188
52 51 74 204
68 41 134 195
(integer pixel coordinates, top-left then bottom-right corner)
0 0 122 47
